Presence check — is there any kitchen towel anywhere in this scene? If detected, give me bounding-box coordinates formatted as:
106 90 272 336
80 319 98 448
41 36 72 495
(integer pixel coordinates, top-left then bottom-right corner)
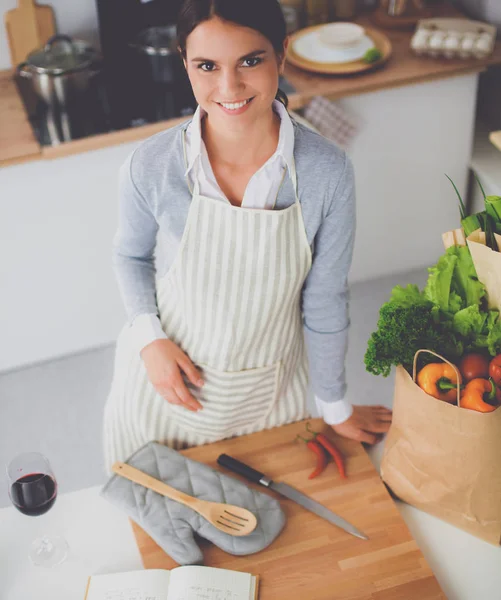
100 441 286 565
303 95 360 150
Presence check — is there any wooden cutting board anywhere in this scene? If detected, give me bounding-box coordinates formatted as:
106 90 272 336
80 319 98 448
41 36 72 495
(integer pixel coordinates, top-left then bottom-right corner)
4 0 56 67
130 419 446 600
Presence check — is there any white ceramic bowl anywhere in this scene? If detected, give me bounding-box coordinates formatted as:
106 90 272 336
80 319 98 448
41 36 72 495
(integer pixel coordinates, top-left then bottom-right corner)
293 31 373 64
317 23 365 49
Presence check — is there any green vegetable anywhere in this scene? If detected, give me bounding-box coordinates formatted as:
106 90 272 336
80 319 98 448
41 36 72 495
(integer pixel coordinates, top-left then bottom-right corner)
484 196 501 230
487 317 501 355
423 245 485 313
364 244 501 378
364 286 462 377
482 212 499 251
473 173 501 227
363 48 382 64
423 249 457 312
448 245 485 309
446 173 483 237
453 304 486 338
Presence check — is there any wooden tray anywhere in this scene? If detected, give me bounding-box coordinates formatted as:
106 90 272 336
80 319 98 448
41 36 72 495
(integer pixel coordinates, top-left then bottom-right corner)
130 419 446 600
286 25 392 75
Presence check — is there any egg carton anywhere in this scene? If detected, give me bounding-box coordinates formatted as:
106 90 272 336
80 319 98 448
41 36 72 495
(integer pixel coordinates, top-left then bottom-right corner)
410 18 496 60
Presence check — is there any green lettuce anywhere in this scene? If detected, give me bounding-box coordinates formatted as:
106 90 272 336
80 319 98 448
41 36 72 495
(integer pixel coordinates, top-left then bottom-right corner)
423 246 485 314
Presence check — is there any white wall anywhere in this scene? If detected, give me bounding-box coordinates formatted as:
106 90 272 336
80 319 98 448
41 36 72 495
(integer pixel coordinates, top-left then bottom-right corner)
345 73 477 284
458 0 501 32
0 0 100 70
0 142 134 372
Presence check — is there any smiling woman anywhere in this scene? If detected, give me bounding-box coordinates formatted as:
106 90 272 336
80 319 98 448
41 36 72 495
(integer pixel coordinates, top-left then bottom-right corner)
177 0 289 110
102 0 392 473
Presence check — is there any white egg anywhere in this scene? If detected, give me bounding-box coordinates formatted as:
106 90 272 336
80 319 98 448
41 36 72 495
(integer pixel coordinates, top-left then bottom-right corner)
473 36 492 58
444 35 460 51
460 35 475 58
429 32 446 50
411 32 430 53
461 34 475 50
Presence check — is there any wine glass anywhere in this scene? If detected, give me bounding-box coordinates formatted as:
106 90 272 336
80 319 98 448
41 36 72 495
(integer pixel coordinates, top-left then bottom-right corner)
7 452 69 567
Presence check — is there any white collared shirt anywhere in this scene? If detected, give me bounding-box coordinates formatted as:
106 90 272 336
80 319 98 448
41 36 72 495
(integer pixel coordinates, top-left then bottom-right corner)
131 101 353 426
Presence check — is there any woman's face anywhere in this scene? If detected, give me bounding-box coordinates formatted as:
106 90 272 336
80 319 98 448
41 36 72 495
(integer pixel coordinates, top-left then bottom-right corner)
183 17 287 131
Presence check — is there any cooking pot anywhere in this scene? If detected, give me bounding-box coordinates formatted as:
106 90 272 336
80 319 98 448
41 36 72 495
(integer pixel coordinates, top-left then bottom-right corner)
129 25 185 120
17 35 101 110
129 25 180 85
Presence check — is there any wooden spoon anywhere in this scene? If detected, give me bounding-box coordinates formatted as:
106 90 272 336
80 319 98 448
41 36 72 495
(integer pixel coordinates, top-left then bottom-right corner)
112 462 258 537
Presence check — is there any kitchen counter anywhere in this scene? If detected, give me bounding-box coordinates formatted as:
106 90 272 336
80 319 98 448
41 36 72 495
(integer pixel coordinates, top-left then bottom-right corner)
1 5 501 168
1 443 500 600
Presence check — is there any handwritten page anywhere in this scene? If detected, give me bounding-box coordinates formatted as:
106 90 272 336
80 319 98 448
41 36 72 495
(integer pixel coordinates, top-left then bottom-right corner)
167 566 255 600
86 569 171 600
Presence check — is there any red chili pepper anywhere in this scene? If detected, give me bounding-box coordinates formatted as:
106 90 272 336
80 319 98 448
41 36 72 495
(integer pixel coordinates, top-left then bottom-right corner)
296 434 328 479
306 423 346 479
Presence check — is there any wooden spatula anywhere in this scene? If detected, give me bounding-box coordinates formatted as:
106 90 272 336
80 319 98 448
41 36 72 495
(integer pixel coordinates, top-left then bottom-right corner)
4 0 56 67
112 462 258 537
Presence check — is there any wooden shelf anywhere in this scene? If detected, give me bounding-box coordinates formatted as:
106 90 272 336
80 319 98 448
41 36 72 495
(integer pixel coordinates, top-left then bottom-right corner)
489 130 501 152
2 4 501 168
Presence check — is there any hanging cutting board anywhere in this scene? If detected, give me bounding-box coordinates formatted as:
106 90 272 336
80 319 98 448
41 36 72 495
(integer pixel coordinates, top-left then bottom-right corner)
4 0 56 67
130 419 446 599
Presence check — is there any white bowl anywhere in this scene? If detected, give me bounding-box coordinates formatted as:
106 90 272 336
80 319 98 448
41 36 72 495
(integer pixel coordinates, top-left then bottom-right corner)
317 23 365 49
293 31 374 64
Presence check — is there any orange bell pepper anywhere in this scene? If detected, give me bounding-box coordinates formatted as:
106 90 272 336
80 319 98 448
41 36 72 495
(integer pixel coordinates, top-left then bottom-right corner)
417 362 462 403
460 378 499 413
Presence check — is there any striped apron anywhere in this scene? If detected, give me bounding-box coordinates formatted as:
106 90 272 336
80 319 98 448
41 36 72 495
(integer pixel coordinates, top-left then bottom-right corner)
103 152 312 471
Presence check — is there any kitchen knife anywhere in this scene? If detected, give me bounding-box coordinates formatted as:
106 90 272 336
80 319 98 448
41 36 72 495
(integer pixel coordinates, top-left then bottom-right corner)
217 453 369 541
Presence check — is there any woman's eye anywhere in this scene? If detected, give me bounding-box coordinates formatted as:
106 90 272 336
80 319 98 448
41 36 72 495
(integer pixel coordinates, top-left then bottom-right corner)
198 62 216 72
242 57 262 68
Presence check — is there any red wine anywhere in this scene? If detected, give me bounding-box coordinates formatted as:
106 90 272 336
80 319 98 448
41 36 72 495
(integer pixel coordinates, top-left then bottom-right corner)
10 473 57 516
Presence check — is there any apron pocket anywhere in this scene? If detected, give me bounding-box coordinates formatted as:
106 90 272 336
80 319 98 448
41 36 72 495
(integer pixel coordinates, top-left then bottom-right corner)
169 362 282 439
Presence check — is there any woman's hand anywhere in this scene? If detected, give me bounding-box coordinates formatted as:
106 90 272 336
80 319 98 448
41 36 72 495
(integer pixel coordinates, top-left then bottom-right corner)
329 405 392 445
140 339 204 412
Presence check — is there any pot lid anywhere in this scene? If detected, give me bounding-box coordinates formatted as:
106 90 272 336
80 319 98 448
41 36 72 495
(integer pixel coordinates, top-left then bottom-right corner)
133 25 178 56
26 35 97 74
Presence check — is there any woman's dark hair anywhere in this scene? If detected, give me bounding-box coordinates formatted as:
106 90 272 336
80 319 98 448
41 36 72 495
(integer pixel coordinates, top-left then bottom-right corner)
177 0 289 108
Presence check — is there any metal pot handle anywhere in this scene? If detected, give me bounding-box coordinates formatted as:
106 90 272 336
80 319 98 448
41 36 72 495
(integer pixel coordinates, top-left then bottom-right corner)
16 62 32 78
44 34 76 54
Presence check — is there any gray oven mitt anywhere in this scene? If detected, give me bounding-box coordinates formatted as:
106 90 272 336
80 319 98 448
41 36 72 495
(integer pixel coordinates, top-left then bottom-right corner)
100 441 286 565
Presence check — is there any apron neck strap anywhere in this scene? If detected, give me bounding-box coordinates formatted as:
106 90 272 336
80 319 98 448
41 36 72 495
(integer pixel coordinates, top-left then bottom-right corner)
287 157 299 203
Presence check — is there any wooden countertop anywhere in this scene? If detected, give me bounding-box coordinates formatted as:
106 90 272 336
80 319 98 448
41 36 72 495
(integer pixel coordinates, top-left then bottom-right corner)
2 4 501 168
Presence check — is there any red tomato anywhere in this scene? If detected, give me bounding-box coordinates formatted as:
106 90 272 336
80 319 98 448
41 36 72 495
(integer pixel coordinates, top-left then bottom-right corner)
489 355 501 387
459 353 490 382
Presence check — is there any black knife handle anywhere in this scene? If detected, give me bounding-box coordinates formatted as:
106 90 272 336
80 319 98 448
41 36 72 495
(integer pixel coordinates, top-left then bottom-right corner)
217 454 271 486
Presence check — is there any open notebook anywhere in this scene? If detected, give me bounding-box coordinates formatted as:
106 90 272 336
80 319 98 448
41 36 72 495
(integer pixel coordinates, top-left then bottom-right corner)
84 566 259 600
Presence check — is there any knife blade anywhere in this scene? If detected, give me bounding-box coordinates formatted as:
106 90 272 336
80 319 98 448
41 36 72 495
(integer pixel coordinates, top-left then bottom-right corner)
217 453 369 541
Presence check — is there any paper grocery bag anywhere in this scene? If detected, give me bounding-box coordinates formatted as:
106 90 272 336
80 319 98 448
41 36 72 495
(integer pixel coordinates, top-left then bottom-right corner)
380 350 501 545
467 230 501 312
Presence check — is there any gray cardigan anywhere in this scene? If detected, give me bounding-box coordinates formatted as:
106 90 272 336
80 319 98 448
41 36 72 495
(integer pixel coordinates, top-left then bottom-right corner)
112 118 356 405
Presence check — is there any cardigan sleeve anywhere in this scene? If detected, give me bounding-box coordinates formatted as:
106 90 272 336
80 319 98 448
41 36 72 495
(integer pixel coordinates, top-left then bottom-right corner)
112 151 160 324
301 152 356 404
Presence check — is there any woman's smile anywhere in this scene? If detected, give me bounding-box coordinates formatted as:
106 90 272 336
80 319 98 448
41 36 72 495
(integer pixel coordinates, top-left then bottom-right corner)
216 97 255 115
